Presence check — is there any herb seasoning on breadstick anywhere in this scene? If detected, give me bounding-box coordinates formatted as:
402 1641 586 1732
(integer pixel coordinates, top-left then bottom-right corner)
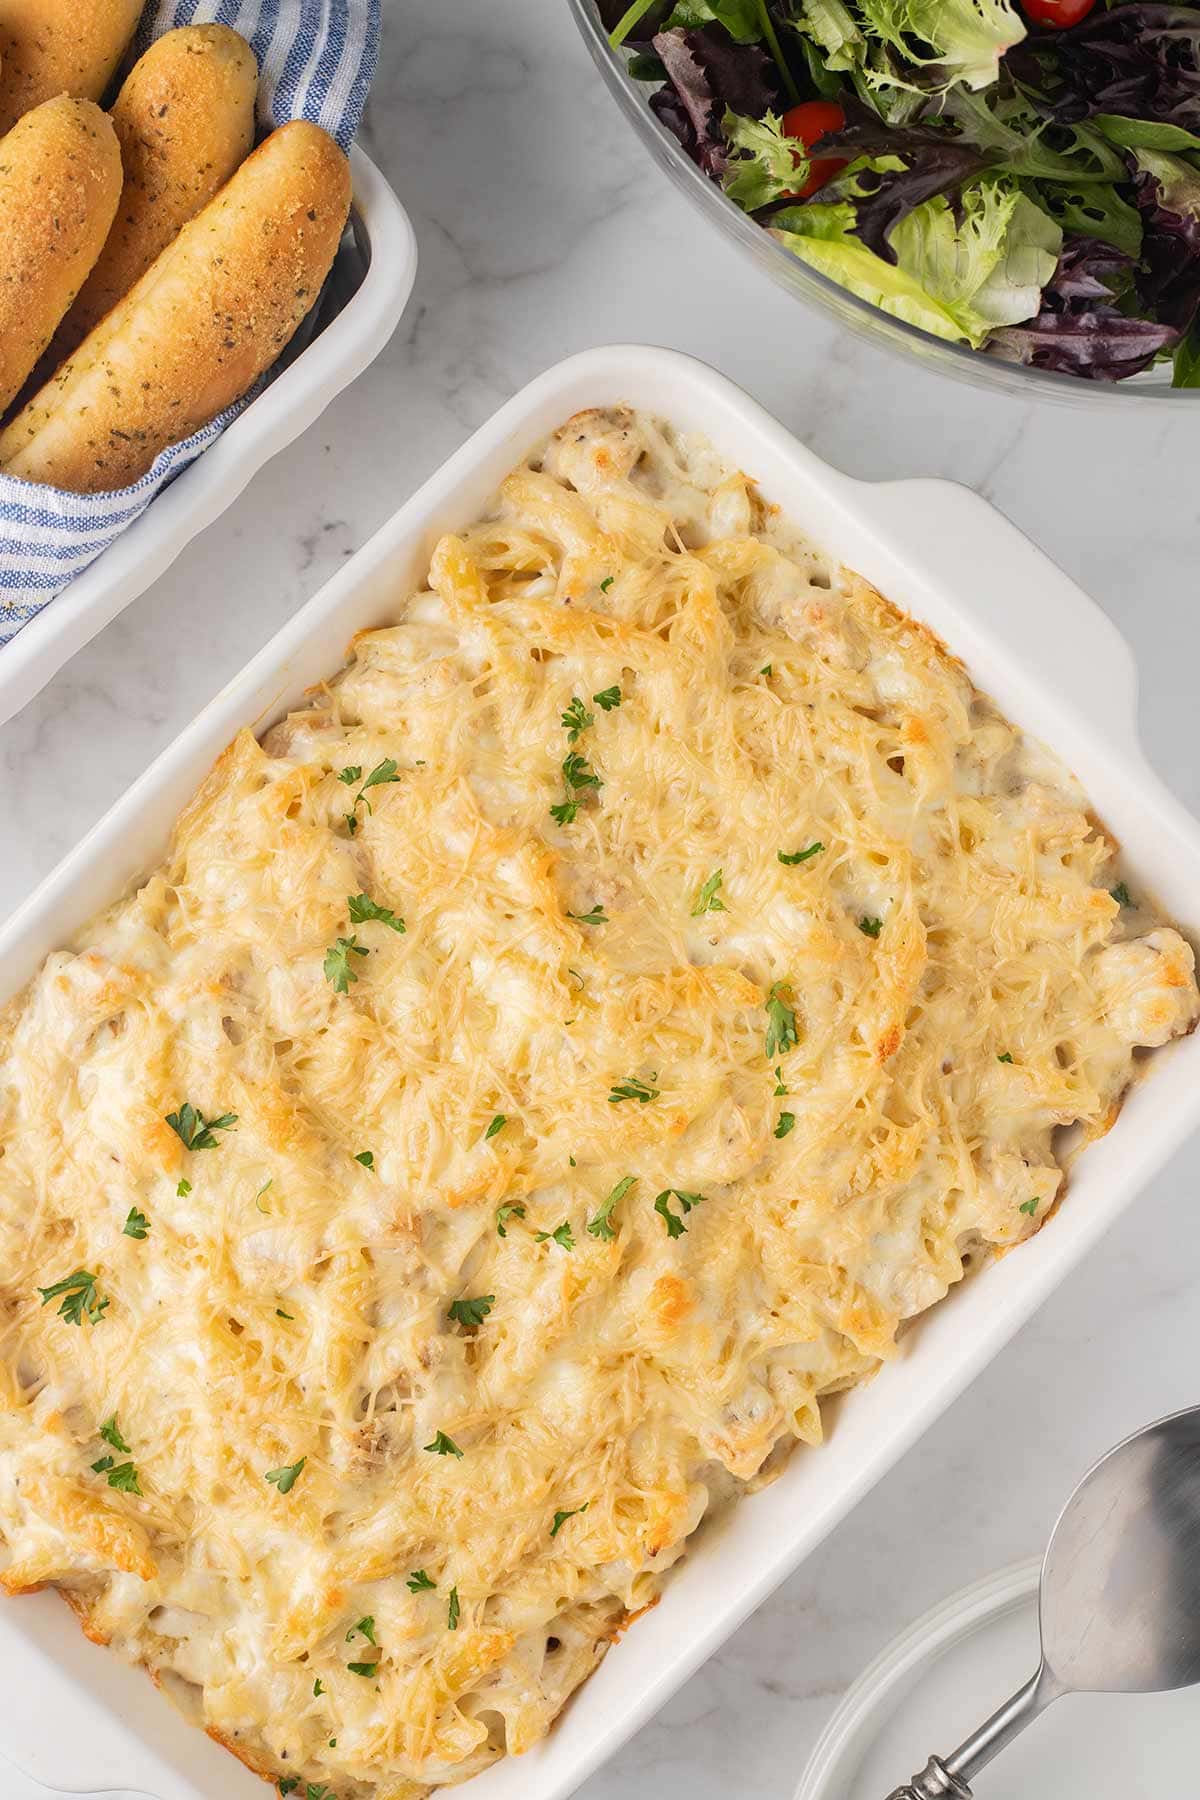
0 120 353 494
0 0 143 134
53 25 259 361
0 95 122 418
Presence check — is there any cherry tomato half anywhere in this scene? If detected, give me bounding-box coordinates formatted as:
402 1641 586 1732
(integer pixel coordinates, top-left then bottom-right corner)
781 99 848 199
1019 0 1096 25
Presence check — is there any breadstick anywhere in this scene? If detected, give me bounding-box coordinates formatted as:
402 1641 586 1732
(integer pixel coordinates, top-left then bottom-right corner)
0 121 352 493
53 25 259 359
0 0 143 133
0 95 122 416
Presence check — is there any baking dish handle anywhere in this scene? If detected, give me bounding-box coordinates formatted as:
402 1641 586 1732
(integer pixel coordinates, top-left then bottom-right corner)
846 476 1145 771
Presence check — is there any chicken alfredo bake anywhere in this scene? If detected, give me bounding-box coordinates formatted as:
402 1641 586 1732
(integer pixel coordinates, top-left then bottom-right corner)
0 407 1196 1798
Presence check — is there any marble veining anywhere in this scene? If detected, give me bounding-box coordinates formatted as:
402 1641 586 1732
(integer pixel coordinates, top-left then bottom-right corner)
2 4 1200 1797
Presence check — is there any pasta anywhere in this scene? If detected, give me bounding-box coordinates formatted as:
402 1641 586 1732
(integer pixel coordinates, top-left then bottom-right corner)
0 406 1195 1797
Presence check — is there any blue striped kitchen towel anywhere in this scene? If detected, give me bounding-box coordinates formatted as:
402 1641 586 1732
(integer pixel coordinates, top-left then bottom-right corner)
0 0 381 645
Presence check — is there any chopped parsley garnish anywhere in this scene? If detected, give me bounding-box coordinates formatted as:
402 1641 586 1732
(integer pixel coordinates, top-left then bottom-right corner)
306 1788 334 1800
264 1457 306 1494
1111 881 1132 907
407 1569 436 1593
485 1113 506 1140
653 1189 707 1239
312 1677 326 1697
100 1415 131 1453
496 1202 526 1238
599 576 615 593
123 1207 150 1239
774 1112 796 1139
354 1150 375 1170
347 891 406 933
1019 1196 1041 1217
346 1616 376 1644
997 1053 1014 1065
773 1066 788 1096
562 696 595 743
587 1175 636 1242
448 1294 496 1328
568 904 608 924
608 1075 659 1105
691 868 726 916
551 1501 589 1537
447 1585 460 1631
550 749 602 825
91 1455 113 1473
254 1179 273 1213
38 1269 108 1327
340 757 400 834
778 843 824 866
535 1220 575 1251
276 1308 294 1320
764 983 797 1059
424 1431 464 1458
858 915 884 938
94 1459 140 1494
324 934 369 993
165 1102 237 1152
347 1658 380 1677
278 1782 299 1796
176 1178 191 1197
593 684 621 710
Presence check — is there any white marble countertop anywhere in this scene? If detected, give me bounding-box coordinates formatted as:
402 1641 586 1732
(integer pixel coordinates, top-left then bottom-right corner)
4 4 1200 1797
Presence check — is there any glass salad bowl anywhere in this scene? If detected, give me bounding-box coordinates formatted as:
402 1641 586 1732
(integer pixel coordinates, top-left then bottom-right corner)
568 0 1193 406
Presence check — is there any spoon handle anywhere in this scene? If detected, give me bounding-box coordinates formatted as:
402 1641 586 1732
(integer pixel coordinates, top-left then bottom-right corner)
883 1667 1051 1798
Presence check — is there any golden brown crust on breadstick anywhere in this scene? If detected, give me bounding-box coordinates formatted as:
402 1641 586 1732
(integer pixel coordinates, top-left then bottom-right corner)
54 25 259 359
0 95 122 416
0 120 352 493
0 0 144 133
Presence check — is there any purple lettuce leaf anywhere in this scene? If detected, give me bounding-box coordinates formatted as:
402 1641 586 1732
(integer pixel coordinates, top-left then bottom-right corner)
989 235 1178 379
1008 5 1200 131
597 0 672 44
649 25 778 176
1134 166 1200 331
797 118 991 260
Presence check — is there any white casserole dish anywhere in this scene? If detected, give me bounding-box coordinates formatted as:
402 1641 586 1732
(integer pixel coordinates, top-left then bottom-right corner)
2 343 1199 1800
0 145 417 731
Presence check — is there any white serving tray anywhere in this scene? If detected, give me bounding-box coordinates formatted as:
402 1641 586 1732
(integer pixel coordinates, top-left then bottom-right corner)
2 345 1199 1800
0 144 417 730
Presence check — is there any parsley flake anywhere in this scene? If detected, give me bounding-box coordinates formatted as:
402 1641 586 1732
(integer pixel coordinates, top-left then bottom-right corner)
773 1066 788 1096
587 1175 636 1242
100 1415 131 1453
550 749 601 824
997 1053 1014 1065
535 1220 575 1251
608 1075 659 1105
104 1461 141 1494
176 1178 191 1197
123 1207 150 1239
264 1457 306 1494
764 983 798 1059
165 1103 237 1152
761 663 773 676
485 1114 506 1140
858 915 884 938
346 1616 376 1644
593 684 621 710
551 1501 589 1538
448 1294 495 1328
774 1111 796 1139
691 869 726 916
1019 1196 1041 1217
447 1585 460 1631
599 576 615 594
347 1658 380 1678
279 1783 299 1796
38 1269 108 1327
1111 881 1132 907
324 934 369 993
407 1569 436 1593
562 696 594 743
348 892 406 933
568 905 608 924
778 843 824 866
354 1150 375 1170
276 1308 294 1320
653 1189 707 1239
91 1455 114 1473
424 1431 464 1458
341 757 401 832
313 1677 326 1697
496 1202 526 1238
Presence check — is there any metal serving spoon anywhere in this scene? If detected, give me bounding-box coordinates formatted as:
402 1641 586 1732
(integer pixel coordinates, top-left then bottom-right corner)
885 1403 1200 1798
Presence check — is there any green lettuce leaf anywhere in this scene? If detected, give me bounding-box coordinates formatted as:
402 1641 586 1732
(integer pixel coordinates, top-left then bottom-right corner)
790 0 1025 105
1134 149 1200 221
664 0 763 38
773 204 975 342
722 109 806 209
940 88 1126 185
1036 180 1143 259
1093 115 1200 157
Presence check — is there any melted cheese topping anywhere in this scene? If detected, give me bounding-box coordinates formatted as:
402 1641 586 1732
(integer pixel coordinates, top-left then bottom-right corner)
0 407 1195 1799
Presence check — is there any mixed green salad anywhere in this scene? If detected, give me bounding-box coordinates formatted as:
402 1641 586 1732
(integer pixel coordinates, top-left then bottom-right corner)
600 0 1200 383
